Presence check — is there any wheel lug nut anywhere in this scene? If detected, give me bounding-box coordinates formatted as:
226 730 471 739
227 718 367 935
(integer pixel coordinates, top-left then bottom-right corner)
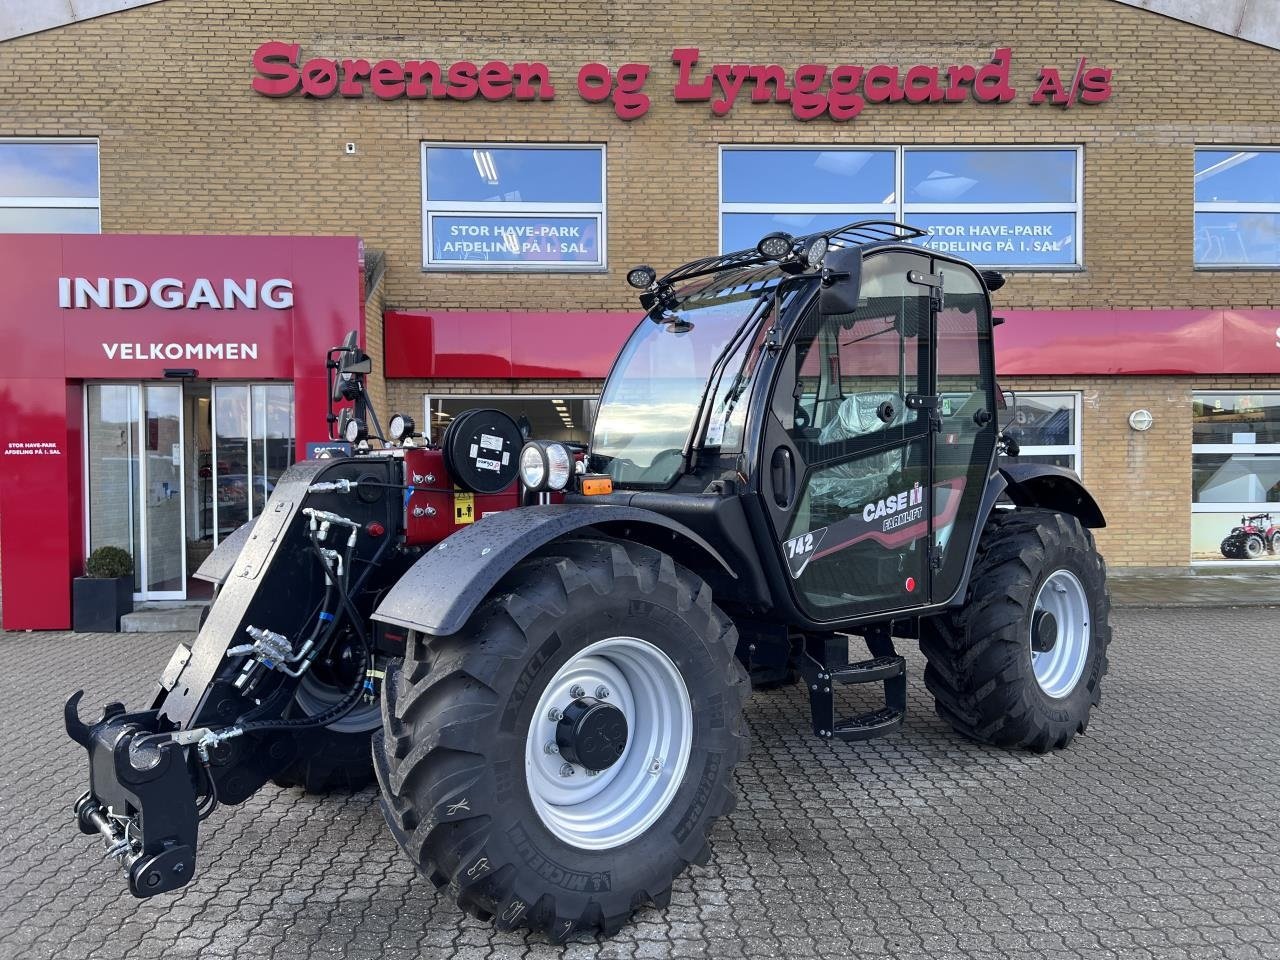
544 741 559 755
595 685 610 699
547 707 563 722
586 768 600 777
570 684 585 699
559 763 575 777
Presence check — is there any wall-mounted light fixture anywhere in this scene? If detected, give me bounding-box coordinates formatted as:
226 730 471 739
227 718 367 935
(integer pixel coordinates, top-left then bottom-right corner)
1128 409 1154 432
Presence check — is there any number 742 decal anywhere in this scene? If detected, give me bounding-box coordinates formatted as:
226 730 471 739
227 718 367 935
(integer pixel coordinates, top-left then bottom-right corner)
783 527 828 579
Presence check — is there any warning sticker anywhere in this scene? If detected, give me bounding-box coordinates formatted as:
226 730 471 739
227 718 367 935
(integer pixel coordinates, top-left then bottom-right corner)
454 491 475 524
480 432 504 451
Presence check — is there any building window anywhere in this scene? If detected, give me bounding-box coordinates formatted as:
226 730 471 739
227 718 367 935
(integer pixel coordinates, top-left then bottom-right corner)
1000 392 1082 471
1194 149 1280 267
422 144 605 271
1191 391 1280 563
0 138 99 233
424 394 597 446
719 146 1082 270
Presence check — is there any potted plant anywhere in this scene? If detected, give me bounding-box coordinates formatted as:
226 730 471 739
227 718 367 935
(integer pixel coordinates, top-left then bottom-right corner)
73 546 135 632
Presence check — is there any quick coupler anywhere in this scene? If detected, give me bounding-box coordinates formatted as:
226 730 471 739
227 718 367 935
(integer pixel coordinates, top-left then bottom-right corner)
64 690 200 898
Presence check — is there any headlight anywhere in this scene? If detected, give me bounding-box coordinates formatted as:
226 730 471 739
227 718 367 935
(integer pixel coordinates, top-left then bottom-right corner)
544 442 571 491
804 236 828 268
389 412 415 441
519 442 548 490
344 416 367 444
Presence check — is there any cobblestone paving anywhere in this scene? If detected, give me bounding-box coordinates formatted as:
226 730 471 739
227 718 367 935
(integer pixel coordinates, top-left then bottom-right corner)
2 607 1278 959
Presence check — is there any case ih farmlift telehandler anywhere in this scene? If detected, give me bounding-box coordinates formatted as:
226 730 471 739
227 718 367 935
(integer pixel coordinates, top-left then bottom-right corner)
66 221 1112 940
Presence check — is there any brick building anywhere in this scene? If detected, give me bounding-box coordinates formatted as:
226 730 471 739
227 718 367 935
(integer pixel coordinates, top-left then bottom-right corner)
0 0 1278 626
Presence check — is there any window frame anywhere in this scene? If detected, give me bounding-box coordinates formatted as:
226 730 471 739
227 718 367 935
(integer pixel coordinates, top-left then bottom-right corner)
422 392 598 445
1001 391 1083 474
420 142 607 273
718 144 1084 272
1193 146 1280 271
0 136 101 233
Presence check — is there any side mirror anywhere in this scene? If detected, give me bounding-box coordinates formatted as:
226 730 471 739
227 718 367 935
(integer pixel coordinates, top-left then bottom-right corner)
818 246 863 316
331 330 372 402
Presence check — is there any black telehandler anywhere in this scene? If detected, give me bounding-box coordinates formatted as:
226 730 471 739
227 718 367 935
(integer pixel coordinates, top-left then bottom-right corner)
66 221 1111 940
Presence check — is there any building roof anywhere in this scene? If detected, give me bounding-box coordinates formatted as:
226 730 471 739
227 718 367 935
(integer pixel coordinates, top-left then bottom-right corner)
0 0 168 43
1108 0 1280 50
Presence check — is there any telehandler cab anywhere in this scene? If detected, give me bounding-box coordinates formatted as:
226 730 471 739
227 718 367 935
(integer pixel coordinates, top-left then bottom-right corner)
66 220 1111 939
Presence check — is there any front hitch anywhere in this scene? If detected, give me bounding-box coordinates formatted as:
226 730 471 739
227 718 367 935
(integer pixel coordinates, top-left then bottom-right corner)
64 690 200 898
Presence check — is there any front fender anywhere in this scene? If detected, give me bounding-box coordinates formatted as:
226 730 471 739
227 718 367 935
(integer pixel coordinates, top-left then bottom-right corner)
371 504 737 637
999 463 1106 528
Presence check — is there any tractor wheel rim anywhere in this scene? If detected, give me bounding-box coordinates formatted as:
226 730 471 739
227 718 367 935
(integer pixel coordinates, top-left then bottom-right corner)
1246 536 1265 558
1030 570 1091 699
524 636 693 850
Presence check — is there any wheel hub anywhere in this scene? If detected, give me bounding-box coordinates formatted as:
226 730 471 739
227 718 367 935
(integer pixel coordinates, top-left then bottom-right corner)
1030 569 1091 699
1031 610 1058 653
556 696 628 770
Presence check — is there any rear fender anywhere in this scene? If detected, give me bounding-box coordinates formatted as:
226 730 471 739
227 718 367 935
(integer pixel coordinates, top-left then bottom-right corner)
999 463 1106 528
371 503 737 637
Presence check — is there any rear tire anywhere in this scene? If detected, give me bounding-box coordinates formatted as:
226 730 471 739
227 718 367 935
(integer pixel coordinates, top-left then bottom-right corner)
271 669 381 793
374 539 748 939
920 508 1111 752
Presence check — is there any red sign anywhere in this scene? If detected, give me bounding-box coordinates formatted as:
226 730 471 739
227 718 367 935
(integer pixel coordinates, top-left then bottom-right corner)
0 234 364 630
252 43 1112 120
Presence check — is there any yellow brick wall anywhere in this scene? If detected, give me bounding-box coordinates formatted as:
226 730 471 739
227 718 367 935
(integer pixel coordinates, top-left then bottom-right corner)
363 252 388 418
1 0 1278 315
1001 375 1280 567
4 0 1279 569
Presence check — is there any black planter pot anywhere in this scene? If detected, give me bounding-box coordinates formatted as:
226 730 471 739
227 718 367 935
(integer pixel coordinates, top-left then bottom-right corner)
72 576 135 632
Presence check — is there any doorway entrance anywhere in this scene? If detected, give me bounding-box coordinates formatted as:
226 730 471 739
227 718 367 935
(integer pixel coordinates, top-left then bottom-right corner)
85 381 295 601
85 383 186 599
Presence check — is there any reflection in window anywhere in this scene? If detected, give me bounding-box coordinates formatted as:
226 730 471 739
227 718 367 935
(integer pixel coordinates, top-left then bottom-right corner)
1194 149 1280 267
0 139 99 233
718 146 1082 269
422 144 605 270
1191 391 1280 563
1000 392 1081 472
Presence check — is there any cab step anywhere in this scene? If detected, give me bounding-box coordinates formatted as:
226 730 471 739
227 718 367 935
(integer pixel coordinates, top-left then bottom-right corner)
834 706 904 742
800 634 907 743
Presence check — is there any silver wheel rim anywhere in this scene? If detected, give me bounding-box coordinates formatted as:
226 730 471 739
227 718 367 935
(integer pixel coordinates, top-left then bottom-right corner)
295 672 382 734
524 636 693 851
1031 570 1091 699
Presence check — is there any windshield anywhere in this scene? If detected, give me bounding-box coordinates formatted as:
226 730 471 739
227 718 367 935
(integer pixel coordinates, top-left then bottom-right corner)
592 284 773 487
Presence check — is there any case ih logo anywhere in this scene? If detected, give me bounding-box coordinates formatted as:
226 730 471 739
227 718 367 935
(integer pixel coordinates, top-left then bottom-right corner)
57 276 294 310
252 42 1112 121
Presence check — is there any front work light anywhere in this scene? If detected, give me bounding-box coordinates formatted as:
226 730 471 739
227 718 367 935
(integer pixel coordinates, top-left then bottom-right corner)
544 442 572 491
803 236 828 268
519 442 548 490
756 231 794 260
389 412 415 441
627 265 657 289
344 416 368 444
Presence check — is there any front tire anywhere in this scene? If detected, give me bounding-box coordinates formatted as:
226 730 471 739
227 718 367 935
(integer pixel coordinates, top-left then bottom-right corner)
920 509 1111 752
374 539 748 939
1244 534 1266 559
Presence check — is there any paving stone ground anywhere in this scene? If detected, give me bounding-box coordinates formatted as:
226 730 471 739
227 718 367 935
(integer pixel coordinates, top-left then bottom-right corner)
1 606 1277 959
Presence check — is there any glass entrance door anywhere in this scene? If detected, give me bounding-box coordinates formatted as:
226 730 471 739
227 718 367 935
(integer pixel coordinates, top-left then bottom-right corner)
209 383 294 544
86 382 186 600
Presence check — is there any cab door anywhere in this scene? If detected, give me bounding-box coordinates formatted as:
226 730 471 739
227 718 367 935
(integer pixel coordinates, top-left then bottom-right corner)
760 249 936 622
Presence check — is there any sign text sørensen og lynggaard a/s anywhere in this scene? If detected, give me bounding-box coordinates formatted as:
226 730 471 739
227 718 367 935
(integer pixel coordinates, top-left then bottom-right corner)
252 44 1113 120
